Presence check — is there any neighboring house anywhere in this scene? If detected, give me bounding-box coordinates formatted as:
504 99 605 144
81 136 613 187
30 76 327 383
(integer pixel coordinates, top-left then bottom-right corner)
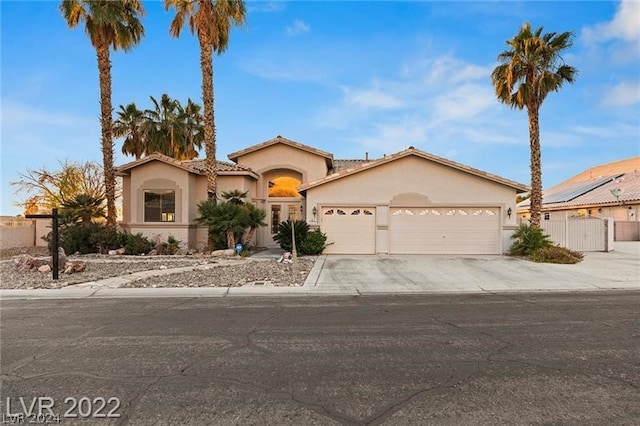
116 135 528 254
517 157 640 240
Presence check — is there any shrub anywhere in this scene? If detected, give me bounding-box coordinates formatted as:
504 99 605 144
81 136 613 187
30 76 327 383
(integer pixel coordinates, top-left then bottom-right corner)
160 235 181 255
124 233 153 255
273 220 310 252
89 227 126 254
46 222 103 254
530 246 584 264
509 224 552 256
300 229 327 255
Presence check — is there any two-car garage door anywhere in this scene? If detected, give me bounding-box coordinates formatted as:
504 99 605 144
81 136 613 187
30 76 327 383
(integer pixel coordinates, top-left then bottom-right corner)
321 206 501 254
389 207 500 254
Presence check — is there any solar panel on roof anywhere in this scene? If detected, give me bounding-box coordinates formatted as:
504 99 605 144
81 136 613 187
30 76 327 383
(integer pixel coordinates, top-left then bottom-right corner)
542 174 621 204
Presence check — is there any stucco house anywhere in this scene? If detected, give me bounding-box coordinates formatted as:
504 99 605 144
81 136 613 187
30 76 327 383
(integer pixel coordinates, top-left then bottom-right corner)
516 156 640 240
116 135 528 254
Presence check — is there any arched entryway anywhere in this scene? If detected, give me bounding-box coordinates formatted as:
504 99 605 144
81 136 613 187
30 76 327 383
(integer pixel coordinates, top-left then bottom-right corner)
260 169 304 248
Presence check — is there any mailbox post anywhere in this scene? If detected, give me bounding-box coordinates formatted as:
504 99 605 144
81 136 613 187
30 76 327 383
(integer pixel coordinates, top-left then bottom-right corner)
25 208 59 280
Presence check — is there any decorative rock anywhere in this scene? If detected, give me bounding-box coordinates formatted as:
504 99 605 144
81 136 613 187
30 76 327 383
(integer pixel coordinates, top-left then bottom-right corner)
211 249 235 257
38 264 51 273
63 261 87 274
176 248 189 256
108 250 118 255
115 247 126 255
159 265 168 270
277 252 293 264
57 247 68 270
148 249 157 256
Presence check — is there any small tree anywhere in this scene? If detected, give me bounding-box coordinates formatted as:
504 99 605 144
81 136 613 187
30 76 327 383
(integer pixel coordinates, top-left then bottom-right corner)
242 203 267 246
196 200 247 249
60 194 106 226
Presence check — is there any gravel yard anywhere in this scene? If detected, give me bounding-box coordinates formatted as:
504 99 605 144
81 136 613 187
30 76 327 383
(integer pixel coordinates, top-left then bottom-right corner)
0 249 316 290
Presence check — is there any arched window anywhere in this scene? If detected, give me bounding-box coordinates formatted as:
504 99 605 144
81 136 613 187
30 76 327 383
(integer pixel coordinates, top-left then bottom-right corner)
268 177 301 198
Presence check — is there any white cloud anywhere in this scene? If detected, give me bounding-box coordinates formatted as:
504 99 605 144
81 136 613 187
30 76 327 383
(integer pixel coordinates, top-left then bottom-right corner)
430 84 495 123
582 0 640 44
247 2 286 14
286 19 310 37
602 81 640 106
342 88 404 110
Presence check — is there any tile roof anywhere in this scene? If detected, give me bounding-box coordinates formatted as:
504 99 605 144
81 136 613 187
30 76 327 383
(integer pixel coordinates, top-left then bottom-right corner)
332 159 374 172
227 135 334 164
299 147 528 192
517 156 640 210
115 152 257 178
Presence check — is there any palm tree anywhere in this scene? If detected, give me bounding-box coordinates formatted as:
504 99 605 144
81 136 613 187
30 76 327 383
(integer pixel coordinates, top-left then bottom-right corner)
114 103 147 160
491 22 576 227
61 193 106 226
165 0 246 204
221 189 247 205
178 98 204 160
242 203 267 247
196 200 247 249
60 0 145 229
142 94 204 160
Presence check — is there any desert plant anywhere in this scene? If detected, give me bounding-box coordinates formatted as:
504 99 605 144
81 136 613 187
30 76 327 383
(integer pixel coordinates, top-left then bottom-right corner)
89 226 127 254
299 229 327 255
509 224 552 256
160 235 181 255
242 204 267 246
273 220 310 253
196 200 248 249
530 246 583 264
124 233 153 255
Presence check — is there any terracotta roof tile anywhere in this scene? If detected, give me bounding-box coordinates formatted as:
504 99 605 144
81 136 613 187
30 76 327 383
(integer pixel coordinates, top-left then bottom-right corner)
227 135 334 162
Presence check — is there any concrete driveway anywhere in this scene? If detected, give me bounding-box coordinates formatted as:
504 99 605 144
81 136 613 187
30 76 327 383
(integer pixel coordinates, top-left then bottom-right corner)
306 245 640 294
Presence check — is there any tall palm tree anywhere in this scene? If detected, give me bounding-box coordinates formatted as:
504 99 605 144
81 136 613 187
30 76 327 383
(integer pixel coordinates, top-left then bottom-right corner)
491 22 576 227
60 0 145 229
145 94 181 158
114 103 147 160
165 0 246 204
179 98 204 160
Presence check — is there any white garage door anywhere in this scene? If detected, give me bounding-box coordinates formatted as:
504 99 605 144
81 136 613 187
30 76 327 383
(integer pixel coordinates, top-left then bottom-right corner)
389 207 500 254
322 207 376 254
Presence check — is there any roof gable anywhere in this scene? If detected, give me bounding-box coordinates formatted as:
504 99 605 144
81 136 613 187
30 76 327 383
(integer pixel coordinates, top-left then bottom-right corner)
115 152 258 179
299 147 528 192
228 135 334 167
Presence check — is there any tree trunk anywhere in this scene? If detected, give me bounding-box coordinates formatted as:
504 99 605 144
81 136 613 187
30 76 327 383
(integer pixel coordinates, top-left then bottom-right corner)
200 40 217 204
243 227 256 247
97 43 117 229
226 229 235 249
528 105 543 228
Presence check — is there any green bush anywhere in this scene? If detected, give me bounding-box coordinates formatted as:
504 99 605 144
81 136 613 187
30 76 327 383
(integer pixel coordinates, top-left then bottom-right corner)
273 220 310 252
509 224 552 256
89 227 127 254
530 246 584 264
300 229 327 255
124 233 153 255
46 222 104 254
160 235 181 255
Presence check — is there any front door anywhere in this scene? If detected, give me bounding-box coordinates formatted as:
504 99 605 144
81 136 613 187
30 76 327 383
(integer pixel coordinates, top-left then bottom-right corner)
267 202 302 247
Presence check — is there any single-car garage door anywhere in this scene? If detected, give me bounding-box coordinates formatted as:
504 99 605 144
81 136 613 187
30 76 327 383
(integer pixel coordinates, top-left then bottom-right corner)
389 207 500 254
322 207 376 254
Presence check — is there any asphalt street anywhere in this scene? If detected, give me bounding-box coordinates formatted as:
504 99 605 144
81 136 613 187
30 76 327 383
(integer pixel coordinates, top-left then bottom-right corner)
1 292 639 425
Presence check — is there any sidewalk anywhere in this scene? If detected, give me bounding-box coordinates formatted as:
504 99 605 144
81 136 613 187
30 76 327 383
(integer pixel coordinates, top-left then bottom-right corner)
1 245 638 299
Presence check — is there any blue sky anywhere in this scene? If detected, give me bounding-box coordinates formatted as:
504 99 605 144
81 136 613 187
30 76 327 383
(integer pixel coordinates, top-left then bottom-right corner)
1 0 639 216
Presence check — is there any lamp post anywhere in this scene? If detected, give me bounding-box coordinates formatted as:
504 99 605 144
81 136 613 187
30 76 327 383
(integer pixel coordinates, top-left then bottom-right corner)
291 219 297 260
25 208 59 280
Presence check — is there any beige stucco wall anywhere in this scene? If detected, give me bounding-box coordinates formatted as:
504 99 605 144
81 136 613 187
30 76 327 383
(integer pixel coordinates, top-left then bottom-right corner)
234 144 328 199
305 156 520 253
121 160 257 249
0 222 35 249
